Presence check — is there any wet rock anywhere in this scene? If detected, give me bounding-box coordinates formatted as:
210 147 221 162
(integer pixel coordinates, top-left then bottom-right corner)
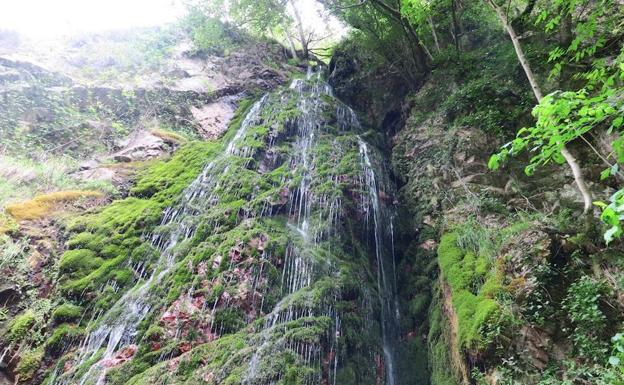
78 160 98 170
0 285 20 307
113 155 132 163
101 344 137 368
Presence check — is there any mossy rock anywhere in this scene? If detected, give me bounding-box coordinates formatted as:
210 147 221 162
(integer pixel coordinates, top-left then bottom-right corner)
3 310 36 343
438 232 508 352
51 304 84 324
59 249 103 278
15 348 44 382
46 324 85 355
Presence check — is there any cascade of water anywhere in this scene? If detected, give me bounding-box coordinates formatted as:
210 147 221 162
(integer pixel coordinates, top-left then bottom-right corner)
244 72 353 385
358 137 400 385
59 68 397 385
55 94 270 385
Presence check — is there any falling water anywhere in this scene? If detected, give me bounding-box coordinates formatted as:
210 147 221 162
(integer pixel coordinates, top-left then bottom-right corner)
359 138 400 385
55 95 270 385
57 69 399 385
243 71 358 385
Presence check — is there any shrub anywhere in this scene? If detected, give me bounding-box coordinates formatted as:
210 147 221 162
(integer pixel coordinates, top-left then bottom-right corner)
563 276 609 361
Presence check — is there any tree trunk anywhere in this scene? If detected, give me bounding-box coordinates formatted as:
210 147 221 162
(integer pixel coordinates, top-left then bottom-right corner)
451 0 461 51
488 0 593 213
428 16 441 53
289 0 308 59
368 0 429 72
561 147 594 212
283 27 299 60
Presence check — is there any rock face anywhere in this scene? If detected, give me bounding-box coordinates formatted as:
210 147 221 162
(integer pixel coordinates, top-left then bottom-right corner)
0 32 296 159
190 98 237 139
0 28 308 385
0 72 419 385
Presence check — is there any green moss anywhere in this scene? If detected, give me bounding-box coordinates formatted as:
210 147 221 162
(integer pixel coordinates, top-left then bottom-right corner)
438 232 506 351
59 249 103 278
427 286 461 385
51 304 83 324
46 324 85 355
66 232 106 250
5 310 36 342
15 348 44 381
283 316 332 345
143 324 164 341
122 334 250 385
130 141 220 202
61 254 127 297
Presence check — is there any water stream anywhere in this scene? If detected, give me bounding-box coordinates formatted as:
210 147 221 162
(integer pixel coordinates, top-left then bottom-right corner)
55 70 401 385
53 95 270 385
359 138 400 385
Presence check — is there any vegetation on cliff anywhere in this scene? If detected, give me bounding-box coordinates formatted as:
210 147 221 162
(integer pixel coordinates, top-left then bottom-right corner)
1 1 624 385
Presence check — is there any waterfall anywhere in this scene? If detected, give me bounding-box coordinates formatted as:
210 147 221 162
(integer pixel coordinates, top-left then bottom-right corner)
55 70 402 385
244 70 344 385
54 95 270 385
359 138 400 385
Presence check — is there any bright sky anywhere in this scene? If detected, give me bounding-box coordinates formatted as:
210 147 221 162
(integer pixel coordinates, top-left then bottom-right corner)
0 0 345 45
0 0 185 37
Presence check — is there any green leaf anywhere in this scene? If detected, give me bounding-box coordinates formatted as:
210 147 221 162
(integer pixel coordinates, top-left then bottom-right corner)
613 116 623 128
604 225 621 244
601 207 620 226
601 168 611 180
488 154 500 170
609 355 621 366
593 201 608 208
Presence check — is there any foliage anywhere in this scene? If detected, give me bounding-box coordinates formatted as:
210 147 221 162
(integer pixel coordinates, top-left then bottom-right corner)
0 155 114 210
489 57 624 175
536 0 624 80
182 11 241 55
595 189 624 243
562 275 609 361
5 190 103 221
609 332 624 384
65 26 183 82
487 0 624 240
